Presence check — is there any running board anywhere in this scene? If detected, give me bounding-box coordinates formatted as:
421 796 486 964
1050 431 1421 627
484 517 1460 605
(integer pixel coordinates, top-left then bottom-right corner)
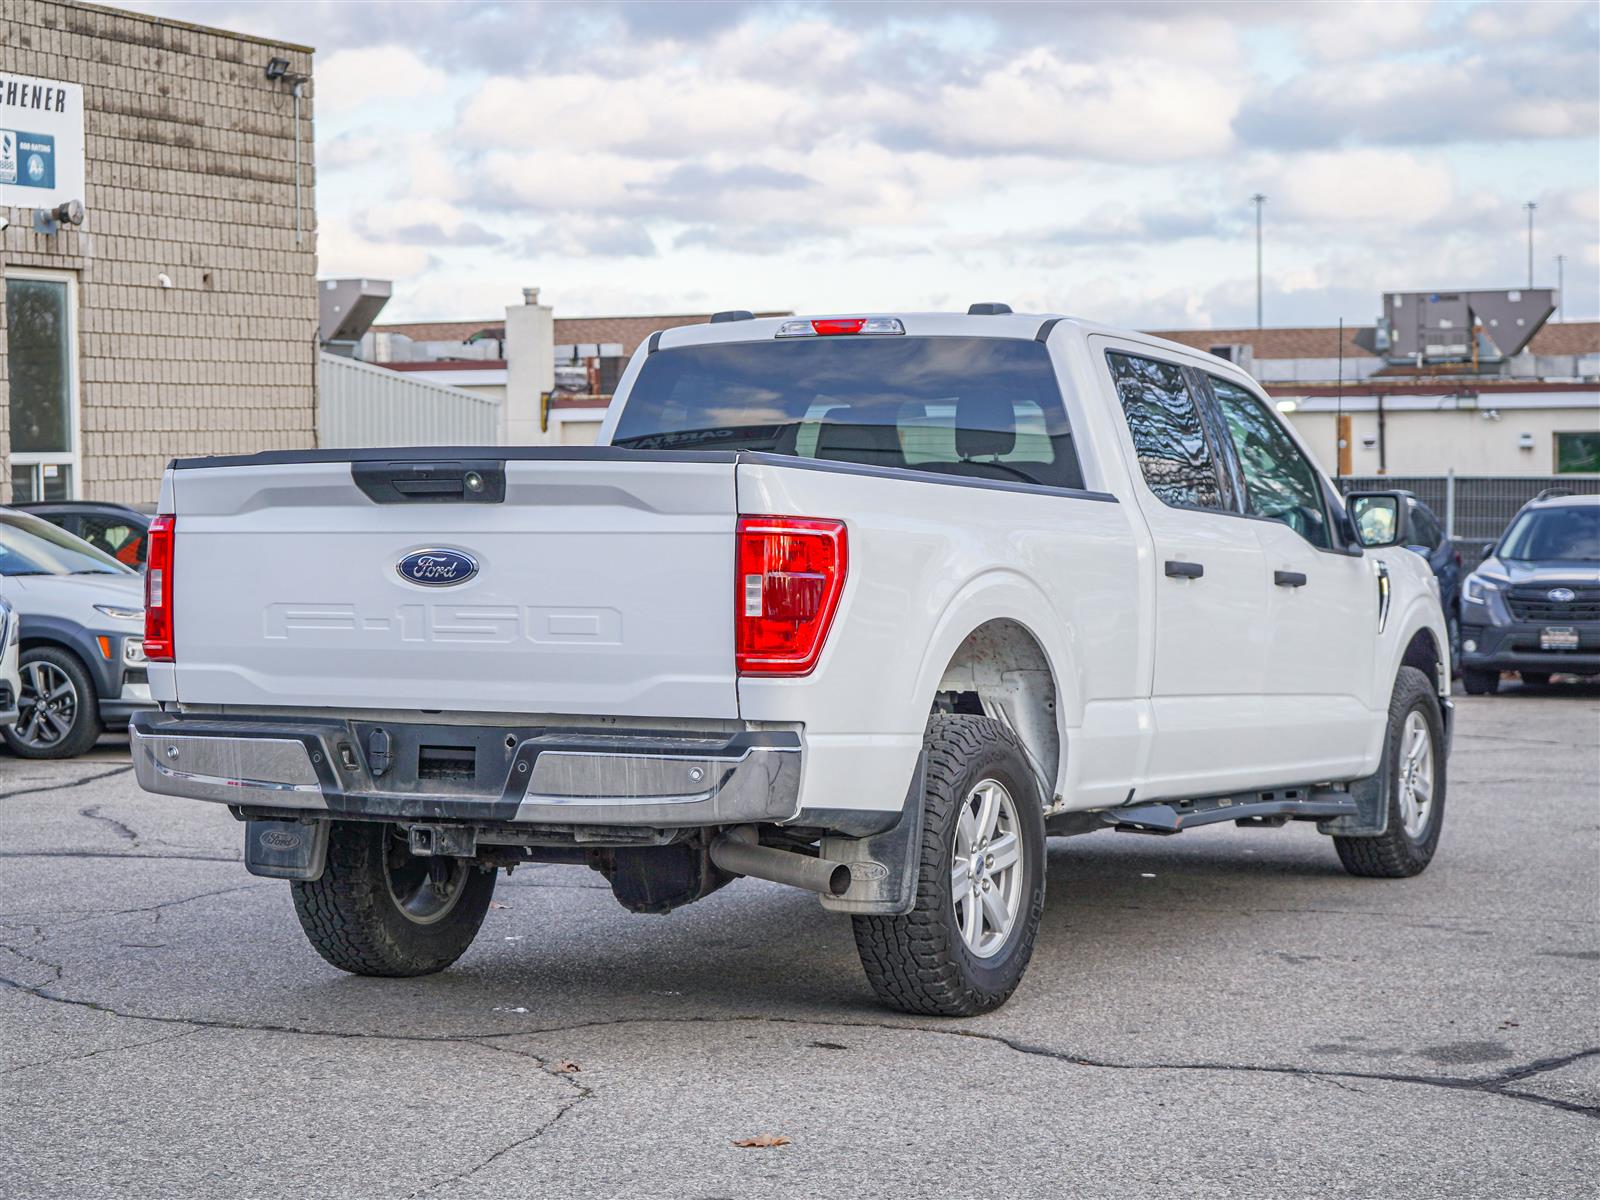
1101 788 1357 835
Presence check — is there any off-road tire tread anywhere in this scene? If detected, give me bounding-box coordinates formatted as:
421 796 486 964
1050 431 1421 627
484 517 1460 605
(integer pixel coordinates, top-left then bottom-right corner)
852 715 1044 1017
290 821 495 976
1334 666 1446 879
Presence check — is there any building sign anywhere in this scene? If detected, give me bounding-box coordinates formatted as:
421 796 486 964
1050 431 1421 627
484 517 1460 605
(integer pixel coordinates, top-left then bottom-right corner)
0 74 85 210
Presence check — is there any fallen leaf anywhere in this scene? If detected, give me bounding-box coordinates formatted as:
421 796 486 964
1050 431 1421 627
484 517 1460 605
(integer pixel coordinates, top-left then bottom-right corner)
732 1135 791 1149
555 1061 580 1074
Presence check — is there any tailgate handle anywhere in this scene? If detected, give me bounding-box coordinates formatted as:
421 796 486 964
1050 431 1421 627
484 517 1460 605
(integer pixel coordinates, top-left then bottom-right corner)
352 460 506 504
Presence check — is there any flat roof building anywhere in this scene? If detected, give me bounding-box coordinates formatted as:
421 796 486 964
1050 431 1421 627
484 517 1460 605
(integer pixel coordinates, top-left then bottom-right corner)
1 1 317 504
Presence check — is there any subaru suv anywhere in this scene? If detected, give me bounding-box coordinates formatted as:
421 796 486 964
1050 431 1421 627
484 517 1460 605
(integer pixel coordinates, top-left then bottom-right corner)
1459 492 1599 694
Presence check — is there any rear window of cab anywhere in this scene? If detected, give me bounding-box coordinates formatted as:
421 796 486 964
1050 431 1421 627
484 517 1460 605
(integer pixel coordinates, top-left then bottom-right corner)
611 336 1085 491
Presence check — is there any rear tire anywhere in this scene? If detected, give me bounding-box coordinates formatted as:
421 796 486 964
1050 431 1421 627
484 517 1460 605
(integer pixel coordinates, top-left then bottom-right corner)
1461 667 1499 696
1334 666 1446 879
852 715 1046 1016
2 646 102 759
290 821 496 976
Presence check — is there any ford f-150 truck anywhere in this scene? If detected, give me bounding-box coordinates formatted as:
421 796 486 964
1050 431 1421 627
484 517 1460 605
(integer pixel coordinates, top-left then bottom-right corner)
131 308 1452 1016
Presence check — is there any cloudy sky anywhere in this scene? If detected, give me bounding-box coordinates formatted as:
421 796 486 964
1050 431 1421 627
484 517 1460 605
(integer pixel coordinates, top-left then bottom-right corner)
129 0 1598 329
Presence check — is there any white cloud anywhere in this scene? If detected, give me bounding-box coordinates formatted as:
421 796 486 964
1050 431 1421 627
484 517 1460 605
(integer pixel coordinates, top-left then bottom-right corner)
1269 150 1456 226
316 46 448 113
316 213 432 280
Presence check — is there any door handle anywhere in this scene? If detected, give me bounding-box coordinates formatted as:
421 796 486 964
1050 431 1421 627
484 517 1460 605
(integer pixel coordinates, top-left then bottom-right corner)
1164 560 1204 579
1274 570 1308 588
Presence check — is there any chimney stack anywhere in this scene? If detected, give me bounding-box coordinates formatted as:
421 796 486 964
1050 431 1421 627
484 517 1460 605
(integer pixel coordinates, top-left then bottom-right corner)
522 287 540 306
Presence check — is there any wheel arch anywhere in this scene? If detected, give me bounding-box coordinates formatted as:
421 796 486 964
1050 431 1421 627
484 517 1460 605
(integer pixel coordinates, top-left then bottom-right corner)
912 572 1077 808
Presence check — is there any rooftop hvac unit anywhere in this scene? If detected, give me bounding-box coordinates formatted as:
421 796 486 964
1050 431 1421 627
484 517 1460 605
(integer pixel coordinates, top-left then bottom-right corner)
319 278 393 356
1209 344 1254 374
1382 288 1554 365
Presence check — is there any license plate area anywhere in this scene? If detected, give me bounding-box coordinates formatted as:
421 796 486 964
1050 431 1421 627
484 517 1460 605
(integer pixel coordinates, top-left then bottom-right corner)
1540 626 1580 651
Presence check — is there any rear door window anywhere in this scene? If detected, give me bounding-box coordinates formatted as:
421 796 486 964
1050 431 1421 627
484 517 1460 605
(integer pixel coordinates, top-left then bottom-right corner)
1106 351 1223 509
612 336 1084 490
1209 378 1332 550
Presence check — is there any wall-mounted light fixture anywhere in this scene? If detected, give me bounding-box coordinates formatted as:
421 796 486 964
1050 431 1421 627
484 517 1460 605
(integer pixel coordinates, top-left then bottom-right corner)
32 198 84 235
265 57 311 245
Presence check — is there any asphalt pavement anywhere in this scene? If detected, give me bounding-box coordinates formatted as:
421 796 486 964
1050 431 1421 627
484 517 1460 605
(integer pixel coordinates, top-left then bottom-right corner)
2 682 1596 1199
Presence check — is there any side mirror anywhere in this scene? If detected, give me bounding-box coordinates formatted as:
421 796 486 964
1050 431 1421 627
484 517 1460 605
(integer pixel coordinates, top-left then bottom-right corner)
1347 491 1410 549
1481 542 1496 559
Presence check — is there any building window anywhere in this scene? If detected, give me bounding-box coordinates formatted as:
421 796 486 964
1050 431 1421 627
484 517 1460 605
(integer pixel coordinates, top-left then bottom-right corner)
5 270 79 502
1554 431 1600 475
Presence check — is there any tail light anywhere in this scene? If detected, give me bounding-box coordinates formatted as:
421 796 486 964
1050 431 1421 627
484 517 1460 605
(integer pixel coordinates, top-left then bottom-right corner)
144 514 175 661
735 516 847 676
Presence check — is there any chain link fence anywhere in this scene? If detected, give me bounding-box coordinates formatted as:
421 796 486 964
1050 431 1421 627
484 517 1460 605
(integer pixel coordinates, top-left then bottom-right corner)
1336 474 1600 565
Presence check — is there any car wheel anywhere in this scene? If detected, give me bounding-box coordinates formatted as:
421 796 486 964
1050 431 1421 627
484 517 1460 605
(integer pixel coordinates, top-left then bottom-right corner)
852 714 1046 1016
290 821 497 976
1333 666 1446 879
1519 671 1551 687
1461 667 1499 696
2 646 103 759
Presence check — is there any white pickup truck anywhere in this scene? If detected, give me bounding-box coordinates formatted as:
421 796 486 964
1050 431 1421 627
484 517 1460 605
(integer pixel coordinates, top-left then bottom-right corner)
132 307 1452 1016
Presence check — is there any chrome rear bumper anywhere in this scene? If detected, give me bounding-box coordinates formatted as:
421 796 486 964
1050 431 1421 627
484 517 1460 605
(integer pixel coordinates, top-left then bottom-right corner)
130 711 802 827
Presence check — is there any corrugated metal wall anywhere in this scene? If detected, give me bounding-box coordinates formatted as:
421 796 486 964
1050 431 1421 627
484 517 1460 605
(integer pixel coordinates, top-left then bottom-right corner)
318 352 502 447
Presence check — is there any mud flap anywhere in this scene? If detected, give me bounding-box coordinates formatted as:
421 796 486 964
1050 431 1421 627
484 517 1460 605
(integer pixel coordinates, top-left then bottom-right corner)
818 755 926 916
244 818 330 880
1315 772 1388 838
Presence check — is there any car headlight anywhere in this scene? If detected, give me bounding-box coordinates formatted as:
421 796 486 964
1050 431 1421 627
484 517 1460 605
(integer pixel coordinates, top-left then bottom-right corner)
94 604 145 621
1462 576 1500 606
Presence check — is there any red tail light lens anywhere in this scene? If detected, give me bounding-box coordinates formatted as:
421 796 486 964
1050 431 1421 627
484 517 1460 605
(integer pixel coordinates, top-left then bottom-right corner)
144 514 175 661
735 516 847 676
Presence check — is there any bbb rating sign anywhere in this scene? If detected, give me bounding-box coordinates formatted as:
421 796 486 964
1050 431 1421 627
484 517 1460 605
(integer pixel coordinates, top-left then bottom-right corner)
0 73 84 211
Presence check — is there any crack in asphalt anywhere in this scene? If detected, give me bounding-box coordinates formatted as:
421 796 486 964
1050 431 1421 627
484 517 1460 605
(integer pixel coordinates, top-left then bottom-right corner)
79 803 139 844
2 1026 200 1078
2 955 1594 1122
0 765 134 801
403 1042 598 1199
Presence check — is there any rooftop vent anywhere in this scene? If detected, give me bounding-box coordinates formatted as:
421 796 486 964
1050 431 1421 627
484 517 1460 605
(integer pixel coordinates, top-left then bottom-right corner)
968 302 1013 315
319 278 393 356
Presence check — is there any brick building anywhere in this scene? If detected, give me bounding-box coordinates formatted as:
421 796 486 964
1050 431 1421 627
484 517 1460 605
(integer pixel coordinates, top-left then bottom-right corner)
0 1 316 505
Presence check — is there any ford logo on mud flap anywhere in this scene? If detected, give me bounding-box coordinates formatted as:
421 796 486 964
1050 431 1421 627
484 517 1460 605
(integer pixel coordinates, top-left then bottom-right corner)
260 829 301 851
397 548 479 587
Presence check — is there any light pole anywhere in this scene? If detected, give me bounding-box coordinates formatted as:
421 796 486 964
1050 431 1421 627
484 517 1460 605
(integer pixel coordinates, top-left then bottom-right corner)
1523 201 1537 288
1555 254 1566 321
1251 193 1267 328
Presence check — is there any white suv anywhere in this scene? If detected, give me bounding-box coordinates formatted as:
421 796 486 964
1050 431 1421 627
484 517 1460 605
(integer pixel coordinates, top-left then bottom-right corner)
130 308 1451 1014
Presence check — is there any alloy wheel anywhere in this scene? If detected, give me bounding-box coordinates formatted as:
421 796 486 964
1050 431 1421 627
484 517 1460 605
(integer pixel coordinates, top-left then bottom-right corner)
16 660 79 750
384 837 470 925
951 778 1024 958
1397 710 1435 838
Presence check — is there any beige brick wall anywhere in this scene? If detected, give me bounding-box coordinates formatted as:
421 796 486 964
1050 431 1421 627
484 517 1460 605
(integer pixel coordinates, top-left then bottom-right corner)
0 0 316 505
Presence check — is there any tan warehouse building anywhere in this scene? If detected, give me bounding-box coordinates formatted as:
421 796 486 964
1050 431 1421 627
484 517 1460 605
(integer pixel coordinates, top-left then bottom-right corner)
0 0 316 505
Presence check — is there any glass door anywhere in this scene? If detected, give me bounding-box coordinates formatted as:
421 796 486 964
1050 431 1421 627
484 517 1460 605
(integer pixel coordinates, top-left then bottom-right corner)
6 270 79 501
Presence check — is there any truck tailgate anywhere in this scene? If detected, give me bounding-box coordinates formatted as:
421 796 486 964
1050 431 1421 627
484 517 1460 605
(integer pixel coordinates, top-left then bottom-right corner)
165 454 739 718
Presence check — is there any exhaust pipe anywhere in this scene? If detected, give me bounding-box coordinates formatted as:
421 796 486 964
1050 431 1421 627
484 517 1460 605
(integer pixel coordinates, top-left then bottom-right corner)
710 826 850 897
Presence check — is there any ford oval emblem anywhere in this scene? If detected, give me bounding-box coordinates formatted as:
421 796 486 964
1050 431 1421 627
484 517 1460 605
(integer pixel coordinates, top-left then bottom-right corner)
397 548 479 587
1548 587 1577 603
